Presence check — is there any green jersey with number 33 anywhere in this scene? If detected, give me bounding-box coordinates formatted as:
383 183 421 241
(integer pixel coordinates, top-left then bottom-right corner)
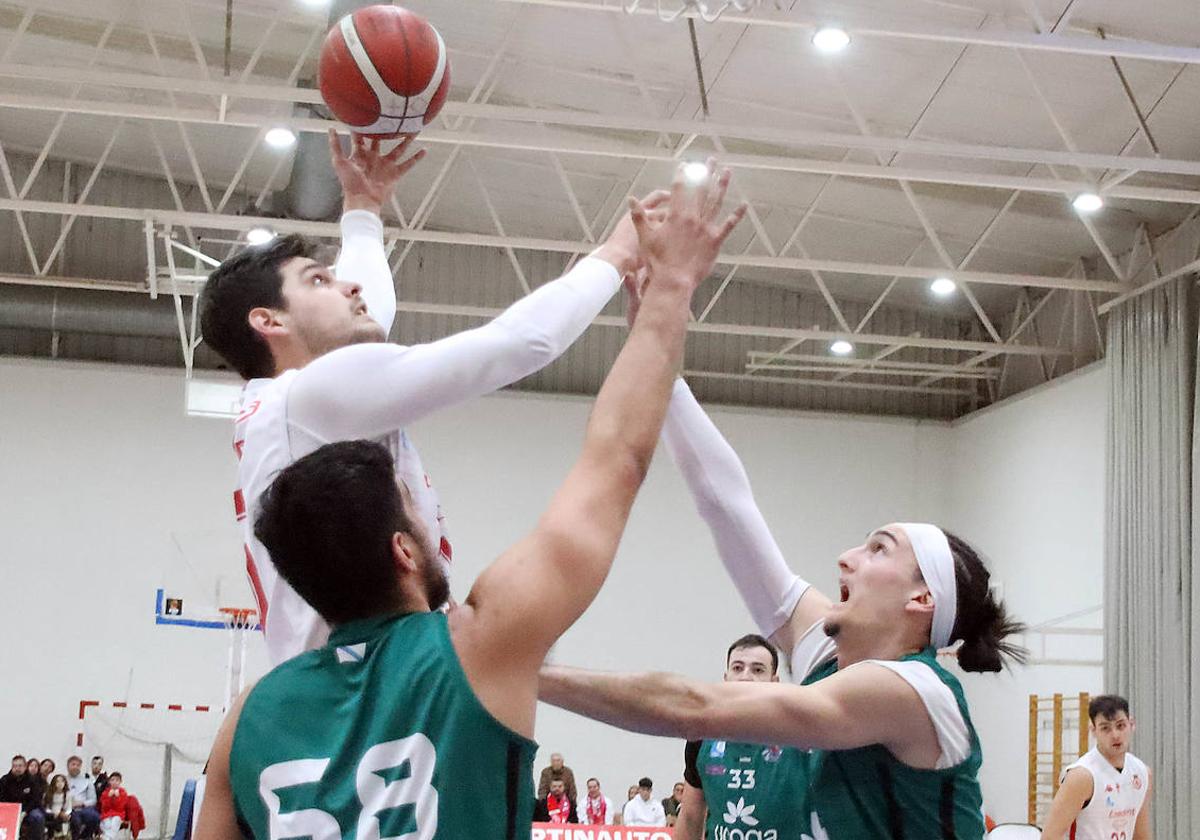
685 739 809 840
229 611 537 840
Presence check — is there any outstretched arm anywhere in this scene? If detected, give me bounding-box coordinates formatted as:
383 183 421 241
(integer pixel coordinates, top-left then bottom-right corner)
287 196 663 443
451 166 746 737
330 131 425 335
538 662 929 755
663 379 832 655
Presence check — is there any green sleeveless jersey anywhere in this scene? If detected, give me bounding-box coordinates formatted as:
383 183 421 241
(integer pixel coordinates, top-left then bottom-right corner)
229 611 537 840
803 648 985 840
685 739 809 840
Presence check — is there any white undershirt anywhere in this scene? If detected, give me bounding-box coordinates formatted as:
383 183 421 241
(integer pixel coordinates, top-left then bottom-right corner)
792 620 971 769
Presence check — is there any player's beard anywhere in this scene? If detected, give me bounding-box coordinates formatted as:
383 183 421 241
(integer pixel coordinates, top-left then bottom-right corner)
420 550 451 612
298 316 386 360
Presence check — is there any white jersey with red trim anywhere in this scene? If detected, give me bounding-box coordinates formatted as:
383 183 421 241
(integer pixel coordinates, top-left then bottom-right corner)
225 211 623 665
1064 748 1148 840
233 370 448 662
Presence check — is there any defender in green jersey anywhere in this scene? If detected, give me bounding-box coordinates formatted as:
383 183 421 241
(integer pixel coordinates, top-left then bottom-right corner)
194 164 748 840
541 524 1026 840
677 635 808 840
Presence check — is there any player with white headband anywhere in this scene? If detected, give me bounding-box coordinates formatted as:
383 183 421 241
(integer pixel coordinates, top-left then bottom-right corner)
539 371 1025 838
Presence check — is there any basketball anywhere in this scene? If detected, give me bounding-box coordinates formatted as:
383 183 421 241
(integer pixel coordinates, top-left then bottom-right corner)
317 5 451 137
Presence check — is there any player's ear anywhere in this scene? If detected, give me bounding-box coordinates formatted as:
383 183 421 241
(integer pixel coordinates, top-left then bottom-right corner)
392 531 419 573
248 306 287 338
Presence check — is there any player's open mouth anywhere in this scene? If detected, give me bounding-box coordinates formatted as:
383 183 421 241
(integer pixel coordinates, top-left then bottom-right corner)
839 582 850 602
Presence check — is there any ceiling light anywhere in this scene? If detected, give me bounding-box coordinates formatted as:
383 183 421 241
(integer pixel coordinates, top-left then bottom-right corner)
264 127 297 149
930 277 957 296
830 340 854 356
812 26 851 53
246 227 275 245
682 162 709 184
1072 192 1103 214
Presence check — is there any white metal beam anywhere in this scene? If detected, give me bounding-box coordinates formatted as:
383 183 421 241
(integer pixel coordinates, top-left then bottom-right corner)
4 68 1200 180
5 90 1200 205
500 0 1200 65
0 271 1069 358
0 195 1128 293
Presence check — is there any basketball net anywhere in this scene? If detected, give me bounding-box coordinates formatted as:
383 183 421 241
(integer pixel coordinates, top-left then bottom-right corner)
218 608 256 713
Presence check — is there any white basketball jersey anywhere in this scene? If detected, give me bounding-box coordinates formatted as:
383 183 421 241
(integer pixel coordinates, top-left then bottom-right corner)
1063 748 1148 840
232 371 450 665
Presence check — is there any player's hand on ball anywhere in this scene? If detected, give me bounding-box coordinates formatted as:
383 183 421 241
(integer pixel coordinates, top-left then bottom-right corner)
330 128 426 213
630 158 746 291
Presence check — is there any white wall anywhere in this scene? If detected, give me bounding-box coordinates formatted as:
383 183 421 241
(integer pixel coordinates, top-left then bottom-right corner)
1 355 1108 828
946 362 1107 823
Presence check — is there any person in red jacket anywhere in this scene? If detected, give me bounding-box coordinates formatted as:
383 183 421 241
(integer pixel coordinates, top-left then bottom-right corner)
98 774 127 840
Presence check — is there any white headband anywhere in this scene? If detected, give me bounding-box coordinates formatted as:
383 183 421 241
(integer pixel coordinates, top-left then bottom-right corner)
899 523 958 650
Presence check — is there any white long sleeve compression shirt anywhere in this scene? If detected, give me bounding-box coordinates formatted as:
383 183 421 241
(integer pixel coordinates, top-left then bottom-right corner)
661 378 810 641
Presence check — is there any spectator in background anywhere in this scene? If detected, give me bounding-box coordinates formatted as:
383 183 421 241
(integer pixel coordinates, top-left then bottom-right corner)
622 778 666 827
44 774 72 838
98 774 127 840
536 753 577 806
581 778 615 825
0 756 27 803
533 779 577 824
661 782 684 827
39 760 56 782
626 785 638 801
89 758 107 804
22 758 48 840
65 756 99 840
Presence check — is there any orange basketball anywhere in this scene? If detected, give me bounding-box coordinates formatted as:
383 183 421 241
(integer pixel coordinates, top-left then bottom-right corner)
317 5 451 137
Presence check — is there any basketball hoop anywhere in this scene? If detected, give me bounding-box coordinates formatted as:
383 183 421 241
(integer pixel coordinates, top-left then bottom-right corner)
218 608 257 630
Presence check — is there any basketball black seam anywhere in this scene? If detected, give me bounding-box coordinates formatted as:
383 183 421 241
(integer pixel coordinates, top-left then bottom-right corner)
396 15 412 125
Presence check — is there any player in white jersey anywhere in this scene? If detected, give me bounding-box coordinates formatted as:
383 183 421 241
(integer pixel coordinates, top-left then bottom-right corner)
1042 695 1152 840
199 130 657 664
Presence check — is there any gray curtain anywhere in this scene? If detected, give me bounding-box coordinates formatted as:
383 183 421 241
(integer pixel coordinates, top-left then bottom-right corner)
1105 277 1198 838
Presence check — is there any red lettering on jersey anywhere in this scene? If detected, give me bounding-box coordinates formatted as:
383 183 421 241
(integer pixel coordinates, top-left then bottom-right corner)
244 545 269 629
233 489 246 521
236 400 261 424
233 439 245 460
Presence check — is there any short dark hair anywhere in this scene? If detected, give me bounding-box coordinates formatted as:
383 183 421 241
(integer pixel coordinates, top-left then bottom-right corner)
1088 695 1130 723
11 755 24 762
255 440 414 625
726 633 779 674
108 773 121 782
638 777 652 789
91 756 102 762
200 234 317 380
941 531 1028 672
586 777 599 786
68 756 82 764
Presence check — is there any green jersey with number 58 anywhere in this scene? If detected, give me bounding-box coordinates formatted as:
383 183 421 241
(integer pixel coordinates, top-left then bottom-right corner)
229 611 537 840
685 738 809 840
